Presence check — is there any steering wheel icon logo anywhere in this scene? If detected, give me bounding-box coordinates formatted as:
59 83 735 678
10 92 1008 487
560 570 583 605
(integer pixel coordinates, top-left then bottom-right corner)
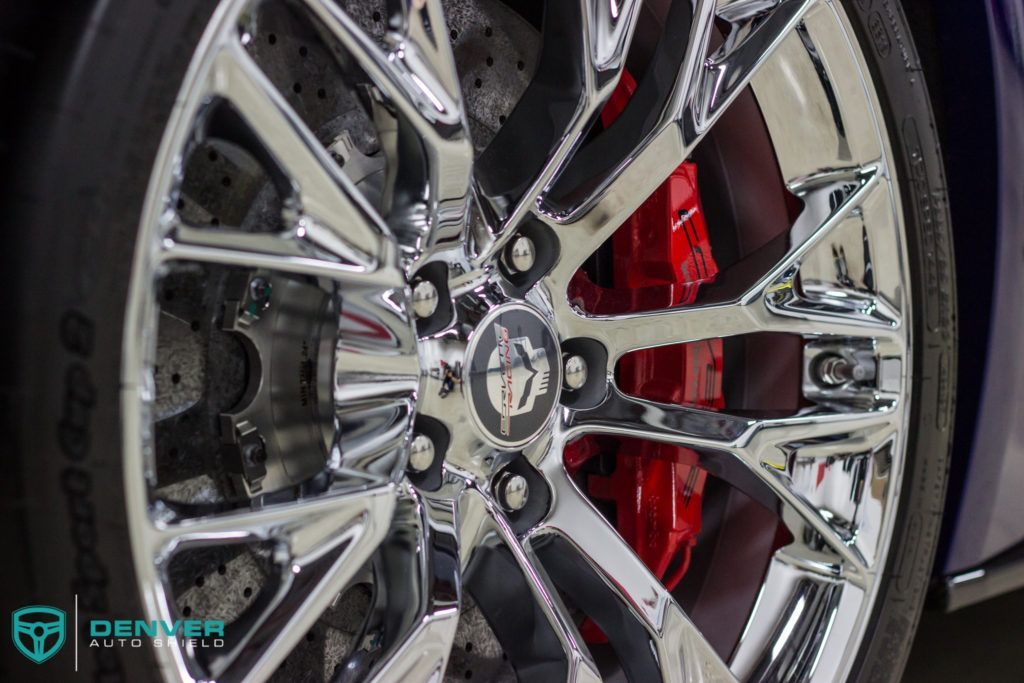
11 605 66 664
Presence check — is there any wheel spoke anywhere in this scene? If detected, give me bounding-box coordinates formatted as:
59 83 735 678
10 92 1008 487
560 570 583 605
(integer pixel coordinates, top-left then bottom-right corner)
510 0 644 220
564 289 899 361
302 0 465 139
511 549 603 683
570 389 896 453
161 222 401 287
568 390 896 582
145 485 395 680
332 289 420 477
558 164 895 359
682 0 817 149
473 0 644 264
566 388 756 448
334 398 414 479
334 286 420 405
301 0 473 253
741 415 896 584
331 299 417 482
334 347 418 405
729 557 851 680
545 125 687 282
745 410 897 462
761 164 882 297
537 0 813 232
208 536 368 680
150 484 395 560
532 460 736 682
586 0 645 85
205 43 395 276
368 613 459 683
365 489 461 683
458 488 603 683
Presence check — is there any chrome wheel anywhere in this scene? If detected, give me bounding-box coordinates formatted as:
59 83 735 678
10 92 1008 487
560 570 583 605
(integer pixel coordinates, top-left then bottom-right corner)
123 0 911 680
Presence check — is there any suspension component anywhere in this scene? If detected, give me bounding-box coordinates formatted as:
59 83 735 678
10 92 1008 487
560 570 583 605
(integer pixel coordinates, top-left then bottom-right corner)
220 271 336 497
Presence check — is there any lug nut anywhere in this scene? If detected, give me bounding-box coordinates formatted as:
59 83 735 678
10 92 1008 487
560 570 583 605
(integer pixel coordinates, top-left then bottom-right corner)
495 473 529 512
563 354 588 391
411 279 439 319
504 235 536 273
407 433 435 473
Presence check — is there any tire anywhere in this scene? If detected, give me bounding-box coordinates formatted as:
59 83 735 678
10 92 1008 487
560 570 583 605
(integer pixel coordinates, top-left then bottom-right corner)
0 0 956 681
1 2 222 680
840 1 957 680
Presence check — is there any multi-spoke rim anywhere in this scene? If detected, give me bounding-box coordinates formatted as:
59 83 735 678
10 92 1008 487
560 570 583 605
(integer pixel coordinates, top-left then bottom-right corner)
123 0 912 681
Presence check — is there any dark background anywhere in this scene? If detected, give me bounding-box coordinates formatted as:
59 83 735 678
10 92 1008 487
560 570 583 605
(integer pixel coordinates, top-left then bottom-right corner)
905 589 1024 682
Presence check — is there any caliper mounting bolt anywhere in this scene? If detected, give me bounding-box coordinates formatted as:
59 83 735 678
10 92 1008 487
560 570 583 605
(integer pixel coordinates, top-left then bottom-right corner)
247 276 272 315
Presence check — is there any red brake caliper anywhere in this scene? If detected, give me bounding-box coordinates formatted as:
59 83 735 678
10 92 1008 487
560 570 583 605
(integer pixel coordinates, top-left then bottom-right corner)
564 72 724 643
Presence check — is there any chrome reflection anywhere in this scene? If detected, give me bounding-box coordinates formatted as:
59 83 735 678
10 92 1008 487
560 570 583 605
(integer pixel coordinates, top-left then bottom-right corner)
121 0 913 681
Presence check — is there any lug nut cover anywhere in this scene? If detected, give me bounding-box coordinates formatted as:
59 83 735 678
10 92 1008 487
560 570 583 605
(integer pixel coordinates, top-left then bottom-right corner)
563 354 588 391
505 235 536 273
408 433 435 472
411 279 439 319
495 473 529 512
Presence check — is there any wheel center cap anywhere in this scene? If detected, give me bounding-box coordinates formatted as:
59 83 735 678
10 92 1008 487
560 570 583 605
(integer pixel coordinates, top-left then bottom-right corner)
464 303 562 449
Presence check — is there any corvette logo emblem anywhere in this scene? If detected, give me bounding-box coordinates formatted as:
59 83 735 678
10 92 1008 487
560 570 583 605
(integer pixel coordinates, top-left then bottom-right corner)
487 323 551 436
466 304 560 448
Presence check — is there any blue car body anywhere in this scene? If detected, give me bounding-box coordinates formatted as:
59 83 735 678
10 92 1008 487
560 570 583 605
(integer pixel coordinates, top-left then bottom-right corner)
928 0 1024 606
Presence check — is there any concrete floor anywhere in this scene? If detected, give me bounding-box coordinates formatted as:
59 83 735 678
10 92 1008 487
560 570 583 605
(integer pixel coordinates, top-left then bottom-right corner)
904 589 1024 682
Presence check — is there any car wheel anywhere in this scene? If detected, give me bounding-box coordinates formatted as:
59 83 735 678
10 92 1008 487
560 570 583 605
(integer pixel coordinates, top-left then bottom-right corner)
2 0 955 681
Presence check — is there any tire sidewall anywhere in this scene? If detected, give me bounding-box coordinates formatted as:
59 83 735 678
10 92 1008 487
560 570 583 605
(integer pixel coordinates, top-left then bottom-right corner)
839 1 956 681
4 1 217 680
